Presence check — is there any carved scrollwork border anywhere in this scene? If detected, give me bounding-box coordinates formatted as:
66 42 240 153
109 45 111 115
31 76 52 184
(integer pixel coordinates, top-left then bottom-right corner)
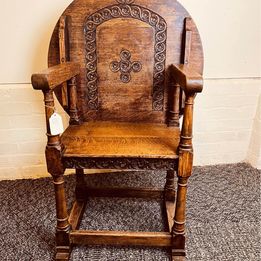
117 0 135 4
63 157 177 170
84 2 167 111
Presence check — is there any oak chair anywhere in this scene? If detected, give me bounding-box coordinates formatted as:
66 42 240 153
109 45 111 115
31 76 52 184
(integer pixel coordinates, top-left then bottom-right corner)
31 0 203 260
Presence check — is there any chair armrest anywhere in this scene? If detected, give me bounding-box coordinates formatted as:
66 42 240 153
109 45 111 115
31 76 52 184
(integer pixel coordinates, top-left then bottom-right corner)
170 64 203 93
31 62 80 91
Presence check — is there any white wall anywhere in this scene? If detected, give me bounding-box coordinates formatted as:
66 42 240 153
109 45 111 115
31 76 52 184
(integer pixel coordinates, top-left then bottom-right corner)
181 0 261 79
194 79 260 166
0 0 260 180
247 94 261 169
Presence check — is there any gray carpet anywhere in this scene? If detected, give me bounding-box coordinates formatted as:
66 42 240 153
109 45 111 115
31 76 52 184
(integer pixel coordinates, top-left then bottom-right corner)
0 163 260 261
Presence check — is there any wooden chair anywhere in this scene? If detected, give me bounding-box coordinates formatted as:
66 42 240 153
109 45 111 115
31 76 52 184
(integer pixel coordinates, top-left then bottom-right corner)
31 0 203 260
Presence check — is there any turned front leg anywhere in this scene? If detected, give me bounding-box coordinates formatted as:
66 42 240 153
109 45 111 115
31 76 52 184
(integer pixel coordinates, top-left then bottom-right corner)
172 176 189 257
172 94 195 259
43 90 71 260
53 174 70 232
53 173 71 259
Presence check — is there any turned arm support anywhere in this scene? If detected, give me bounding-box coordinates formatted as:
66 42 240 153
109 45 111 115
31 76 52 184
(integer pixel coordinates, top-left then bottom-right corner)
31 62 80 91
170 65 203 177
31 62 81 125
167 64 203 127
170 64 203 94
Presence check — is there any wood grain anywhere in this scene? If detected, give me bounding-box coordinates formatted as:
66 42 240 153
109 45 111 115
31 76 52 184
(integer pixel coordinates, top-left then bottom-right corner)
31 62 80 91
70 230 172 247
68 201 86 230
165 200 175 233
73 187 164 199
61 121 180 159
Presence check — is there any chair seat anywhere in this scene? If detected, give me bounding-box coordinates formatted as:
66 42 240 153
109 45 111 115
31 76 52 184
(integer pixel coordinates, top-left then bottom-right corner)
61 121 180 159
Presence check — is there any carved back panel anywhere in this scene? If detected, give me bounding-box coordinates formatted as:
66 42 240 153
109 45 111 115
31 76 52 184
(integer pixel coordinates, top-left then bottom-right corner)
48 0 203 123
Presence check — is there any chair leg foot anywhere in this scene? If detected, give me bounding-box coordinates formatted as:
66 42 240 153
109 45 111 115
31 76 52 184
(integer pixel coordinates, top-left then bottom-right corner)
55 246 71 261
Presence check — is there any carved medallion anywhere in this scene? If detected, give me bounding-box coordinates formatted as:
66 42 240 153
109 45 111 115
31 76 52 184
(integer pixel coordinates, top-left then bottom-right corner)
110 49 142 83
84 1 167 110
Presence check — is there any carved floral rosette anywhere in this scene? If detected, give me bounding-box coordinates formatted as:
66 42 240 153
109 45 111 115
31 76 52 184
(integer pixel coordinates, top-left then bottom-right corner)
84 1 167 111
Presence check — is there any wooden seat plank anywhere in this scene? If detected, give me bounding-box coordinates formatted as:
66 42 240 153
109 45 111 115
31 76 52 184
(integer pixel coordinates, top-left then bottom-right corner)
61 121 180 159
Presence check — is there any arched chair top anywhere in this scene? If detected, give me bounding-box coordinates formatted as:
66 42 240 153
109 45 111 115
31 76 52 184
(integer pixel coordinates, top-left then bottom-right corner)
48 0 203 122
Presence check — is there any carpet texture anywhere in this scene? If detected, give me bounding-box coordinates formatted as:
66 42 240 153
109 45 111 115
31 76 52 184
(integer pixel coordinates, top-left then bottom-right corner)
0 163 260 261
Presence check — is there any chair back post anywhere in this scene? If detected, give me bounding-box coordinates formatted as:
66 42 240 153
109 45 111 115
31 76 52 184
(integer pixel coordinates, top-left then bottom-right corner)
179 17 194 116
68 76 82 125
59 16 70 109
167 75 180 127
168 17 194 127
59 15 81 125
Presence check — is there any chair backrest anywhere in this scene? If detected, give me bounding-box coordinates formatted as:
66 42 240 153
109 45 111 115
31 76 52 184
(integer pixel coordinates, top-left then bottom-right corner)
48 0 203 124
